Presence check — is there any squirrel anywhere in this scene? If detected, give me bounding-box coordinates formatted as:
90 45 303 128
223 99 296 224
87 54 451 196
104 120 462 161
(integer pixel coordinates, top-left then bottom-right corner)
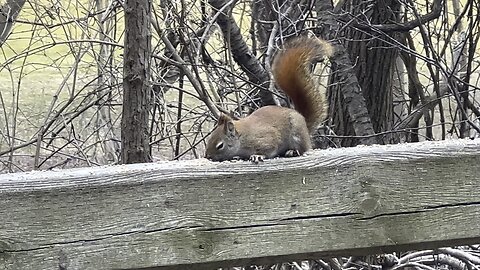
205 36 333 162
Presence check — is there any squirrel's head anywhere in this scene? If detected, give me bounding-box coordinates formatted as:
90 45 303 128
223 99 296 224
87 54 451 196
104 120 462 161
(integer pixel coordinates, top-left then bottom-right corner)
205 114 241 161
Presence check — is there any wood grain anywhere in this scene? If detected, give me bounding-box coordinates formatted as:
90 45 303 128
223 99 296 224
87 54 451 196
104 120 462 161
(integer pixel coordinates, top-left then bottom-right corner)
0 139 479 269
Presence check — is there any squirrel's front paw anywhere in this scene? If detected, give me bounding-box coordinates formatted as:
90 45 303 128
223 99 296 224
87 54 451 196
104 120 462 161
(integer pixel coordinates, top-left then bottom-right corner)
285 149 301 157
249 155 265 163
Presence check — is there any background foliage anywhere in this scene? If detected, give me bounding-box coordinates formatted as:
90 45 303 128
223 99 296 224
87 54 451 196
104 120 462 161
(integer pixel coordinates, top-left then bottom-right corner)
0 0 478 170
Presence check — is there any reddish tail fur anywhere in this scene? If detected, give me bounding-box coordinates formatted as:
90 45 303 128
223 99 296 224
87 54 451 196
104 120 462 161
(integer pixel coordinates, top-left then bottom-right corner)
272 37 333 132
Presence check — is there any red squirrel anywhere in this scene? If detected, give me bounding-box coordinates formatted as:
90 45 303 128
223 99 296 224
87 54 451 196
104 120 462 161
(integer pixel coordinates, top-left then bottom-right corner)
205 36 333 162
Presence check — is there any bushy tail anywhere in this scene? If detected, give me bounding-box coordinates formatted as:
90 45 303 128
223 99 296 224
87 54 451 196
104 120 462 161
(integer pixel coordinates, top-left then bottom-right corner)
272 36 333 132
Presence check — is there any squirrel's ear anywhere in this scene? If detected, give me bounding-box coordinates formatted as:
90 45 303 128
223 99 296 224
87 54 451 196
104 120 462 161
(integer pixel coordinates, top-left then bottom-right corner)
225 120 236 135
217 113 236 136
217 113 232 126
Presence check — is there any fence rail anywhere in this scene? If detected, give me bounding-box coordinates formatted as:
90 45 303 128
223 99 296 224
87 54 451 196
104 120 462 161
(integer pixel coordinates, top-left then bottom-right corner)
1 139 480 270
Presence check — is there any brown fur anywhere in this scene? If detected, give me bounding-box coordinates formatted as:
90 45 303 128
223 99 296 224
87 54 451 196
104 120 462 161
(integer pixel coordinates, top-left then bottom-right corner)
205 37 332 162
272 37 333 132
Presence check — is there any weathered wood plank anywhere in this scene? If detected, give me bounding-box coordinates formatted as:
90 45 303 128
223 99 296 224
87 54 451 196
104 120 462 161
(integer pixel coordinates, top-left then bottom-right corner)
0 139 479 270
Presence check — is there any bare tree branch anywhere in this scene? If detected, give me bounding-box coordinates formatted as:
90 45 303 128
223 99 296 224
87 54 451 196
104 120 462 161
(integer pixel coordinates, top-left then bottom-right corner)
337 0 444 33
208 0 275 106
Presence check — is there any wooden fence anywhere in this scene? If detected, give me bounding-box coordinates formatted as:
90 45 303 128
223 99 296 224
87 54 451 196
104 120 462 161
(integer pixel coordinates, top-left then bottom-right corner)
1 139 480 270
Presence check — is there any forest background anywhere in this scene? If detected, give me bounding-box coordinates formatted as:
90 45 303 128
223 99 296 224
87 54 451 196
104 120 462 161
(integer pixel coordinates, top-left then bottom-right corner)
0 0 478 171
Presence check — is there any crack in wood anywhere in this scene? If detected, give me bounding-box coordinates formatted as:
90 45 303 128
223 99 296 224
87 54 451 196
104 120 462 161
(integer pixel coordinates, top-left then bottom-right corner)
424 201 480 209
1 225 201 254
201 222 287 232
278 212 359 221
357 209 429 220
357 201 480 221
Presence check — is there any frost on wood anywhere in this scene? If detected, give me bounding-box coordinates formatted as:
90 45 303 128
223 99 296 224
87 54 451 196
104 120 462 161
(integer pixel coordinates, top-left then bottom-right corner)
0 139 479 270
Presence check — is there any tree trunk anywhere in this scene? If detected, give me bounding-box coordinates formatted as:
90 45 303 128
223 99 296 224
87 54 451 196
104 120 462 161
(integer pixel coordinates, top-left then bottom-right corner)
121 0 152 164
0 0 26 46
325 0 401 146
316 0 378 147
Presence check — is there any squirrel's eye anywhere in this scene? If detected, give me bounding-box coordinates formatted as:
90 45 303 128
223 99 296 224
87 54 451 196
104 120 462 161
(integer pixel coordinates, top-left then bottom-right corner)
216 141 224 150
